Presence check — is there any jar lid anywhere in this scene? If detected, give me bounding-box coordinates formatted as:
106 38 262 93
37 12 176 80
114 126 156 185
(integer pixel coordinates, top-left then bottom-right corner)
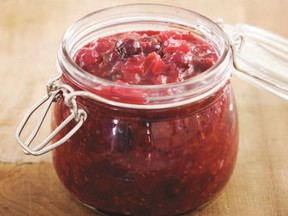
225 24 288 100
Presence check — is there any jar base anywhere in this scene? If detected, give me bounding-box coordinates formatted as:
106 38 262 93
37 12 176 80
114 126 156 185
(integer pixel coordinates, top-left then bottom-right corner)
74 197 212 216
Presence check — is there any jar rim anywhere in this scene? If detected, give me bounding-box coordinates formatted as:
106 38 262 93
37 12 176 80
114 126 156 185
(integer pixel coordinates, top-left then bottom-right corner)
57 3 233 109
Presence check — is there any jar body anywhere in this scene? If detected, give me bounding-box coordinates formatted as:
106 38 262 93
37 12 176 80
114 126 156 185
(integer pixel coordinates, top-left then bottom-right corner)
52 79 238 216
50 4 238 215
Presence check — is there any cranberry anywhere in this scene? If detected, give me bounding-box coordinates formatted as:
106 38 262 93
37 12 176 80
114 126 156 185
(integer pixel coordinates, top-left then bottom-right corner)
115 38 142 58
141 36 162 55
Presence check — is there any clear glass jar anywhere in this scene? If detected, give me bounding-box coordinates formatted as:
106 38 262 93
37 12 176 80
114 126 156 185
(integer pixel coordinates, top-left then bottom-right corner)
51 5 237 215
16 3 288 216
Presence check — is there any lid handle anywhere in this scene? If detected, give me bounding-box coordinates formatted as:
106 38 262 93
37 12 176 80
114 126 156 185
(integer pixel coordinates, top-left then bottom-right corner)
227 24 288 100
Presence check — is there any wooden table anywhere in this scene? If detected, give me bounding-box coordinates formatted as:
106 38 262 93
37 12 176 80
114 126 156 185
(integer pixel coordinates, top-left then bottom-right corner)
1 0 287 215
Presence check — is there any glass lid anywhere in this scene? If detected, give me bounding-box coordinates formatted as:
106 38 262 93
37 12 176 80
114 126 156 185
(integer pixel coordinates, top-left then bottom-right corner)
225 24 288 100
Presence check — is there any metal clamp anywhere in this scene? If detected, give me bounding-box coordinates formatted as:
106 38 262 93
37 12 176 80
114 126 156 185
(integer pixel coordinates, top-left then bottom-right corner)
215 19 245 74
16 79 87 156
230 33 245 71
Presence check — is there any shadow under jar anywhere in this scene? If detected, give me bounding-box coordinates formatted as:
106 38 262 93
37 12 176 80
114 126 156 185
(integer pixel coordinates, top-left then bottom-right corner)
49 4 239 216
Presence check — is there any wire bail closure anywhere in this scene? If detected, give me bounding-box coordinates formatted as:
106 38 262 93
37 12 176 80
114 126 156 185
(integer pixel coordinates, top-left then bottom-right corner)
16 75 87 156
229 33 245 71
215 19 246 80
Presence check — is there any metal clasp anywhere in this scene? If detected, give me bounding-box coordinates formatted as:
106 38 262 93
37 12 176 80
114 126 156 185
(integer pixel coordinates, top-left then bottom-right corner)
16 77 87 156
229 33 245 71
215 19 245 72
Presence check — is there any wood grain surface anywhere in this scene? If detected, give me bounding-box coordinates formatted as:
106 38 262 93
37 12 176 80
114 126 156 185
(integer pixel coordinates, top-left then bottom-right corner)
1 0 288 215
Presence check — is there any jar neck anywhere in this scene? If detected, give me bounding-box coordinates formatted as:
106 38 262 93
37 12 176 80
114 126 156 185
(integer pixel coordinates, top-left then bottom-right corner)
57 4 232 109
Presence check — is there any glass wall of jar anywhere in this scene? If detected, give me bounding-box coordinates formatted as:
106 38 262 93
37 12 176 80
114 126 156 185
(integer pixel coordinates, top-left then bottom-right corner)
50 4 239 216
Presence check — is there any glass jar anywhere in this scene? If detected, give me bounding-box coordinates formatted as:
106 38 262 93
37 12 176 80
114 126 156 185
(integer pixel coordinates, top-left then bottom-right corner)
16 4 288 216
